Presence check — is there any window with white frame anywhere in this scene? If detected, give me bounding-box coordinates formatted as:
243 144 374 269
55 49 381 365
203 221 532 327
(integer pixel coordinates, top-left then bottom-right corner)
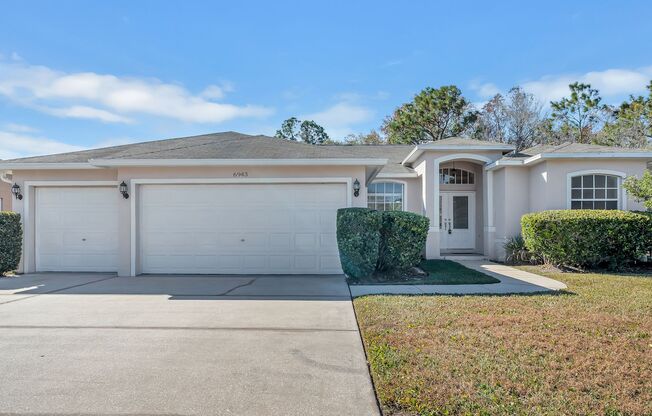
367 182 404 211
570 174 620 210
439 167 475 184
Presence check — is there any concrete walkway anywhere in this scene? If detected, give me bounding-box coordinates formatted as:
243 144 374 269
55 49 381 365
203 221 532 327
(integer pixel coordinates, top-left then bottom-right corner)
350 260 567 297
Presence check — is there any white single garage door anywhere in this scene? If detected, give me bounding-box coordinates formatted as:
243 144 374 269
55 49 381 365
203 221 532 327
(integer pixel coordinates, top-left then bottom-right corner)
35 187 120 272
139 183 347 274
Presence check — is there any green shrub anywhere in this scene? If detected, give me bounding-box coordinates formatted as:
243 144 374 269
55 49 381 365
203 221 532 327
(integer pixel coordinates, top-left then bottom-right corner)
0 212 22 275
521 210 652 269
336 208 382 280
377 211 429 273
504 235 539 265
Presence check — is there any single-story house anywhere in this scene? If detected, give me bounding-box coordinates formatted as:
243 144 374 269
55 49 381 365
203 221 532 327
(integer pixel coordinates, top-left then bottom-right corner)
1 132 650 276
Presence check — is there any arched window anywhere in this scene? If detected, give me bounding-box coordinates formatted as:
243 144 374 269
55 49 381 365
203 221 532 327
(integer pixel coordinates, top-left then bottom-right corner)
570 173 621 210
440 167 475 184
367 182 404 211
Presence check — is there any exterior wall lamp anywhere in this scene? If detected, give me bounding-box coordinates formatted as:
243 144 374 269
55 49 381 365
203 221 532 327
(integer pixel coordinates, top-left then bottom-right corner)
353 179 360 197
11 183 23 200
119 181 130 199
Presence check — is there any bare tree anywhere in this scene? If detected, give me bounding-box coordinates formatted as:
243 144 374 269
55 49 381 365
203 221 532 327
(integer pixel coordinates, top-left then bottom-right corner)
474 87 544 151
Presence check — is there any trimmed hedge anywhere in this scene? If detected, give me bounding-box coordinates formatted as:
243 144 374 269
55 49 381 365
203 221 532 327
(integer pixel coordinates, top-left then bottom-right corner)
521 210 652 269
0 212 22 275
377 211 430 273
336 208 382 279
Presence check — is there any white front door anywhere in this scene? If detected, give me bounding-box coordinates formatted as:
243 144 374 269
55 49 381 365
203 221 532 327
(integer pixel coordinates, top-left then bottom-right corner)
440 191 476 251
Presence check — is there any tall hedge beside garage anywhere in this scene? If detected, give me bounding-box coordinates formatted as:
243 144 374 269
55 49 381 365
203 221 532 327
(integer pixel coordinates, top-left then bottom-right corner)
336 208 382 280
0 212 22 275
521 210 652 269
377 211 430 273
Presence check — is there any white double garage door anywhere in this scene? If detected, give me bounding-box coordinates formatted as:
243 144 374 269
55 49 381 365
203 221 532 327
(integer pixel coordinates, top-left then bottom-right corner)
36 183 347 274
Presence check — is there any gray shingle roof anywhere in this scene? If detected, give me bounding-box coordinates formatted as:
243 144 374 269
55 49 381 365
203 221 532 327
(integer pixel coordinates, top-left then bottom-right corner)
3 132 389 163
501 142 652 161
2 131 418 176
321 144 415 175
421 137 515 148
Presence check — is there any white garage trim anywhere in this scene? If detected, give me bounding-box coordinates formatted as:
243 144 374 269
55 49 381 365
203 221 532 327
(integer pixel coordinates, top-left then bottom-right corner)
90 158 388 167
129 177 353 276
22 181 120 274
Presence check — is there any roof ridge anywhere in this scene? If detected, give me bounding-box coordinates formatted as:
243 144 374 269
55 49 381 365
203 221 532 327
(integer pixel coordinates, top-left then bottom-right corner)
551 142 574 152
103 132 256 159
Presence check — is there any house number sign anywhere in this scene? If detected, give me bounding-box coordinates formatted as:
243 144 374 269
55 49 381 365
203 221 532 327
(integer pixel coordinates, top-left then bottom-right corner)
233 171 249 177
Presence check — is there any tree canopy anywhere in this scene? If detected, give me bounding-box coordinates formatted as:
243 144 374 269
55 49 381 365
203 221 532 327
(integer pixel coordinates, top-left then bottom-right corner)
596 81 652 148
343 130 386 145
382 86 477 144
623 170 652 210
473 87 545 151
275 117 330 145
550 82 605 144
276 80 651 149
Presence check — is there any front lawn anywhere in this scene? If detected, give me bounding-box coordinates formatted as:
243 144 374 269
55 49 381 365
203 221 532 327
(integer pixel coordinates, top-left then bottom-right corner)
350 260 499 285
354 266 652 415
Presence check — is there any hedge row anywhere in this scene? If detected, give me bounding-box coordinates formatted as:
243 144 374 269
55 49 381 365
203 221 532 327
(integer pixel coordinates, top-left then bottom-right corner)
0 212 22 275
521 210 652 269
336 208 429 279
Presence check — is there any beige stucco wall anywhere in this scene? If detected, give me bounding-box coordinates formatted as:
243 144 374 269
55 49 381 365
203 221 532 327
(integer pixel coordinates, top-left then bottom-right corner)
492 159 649 259
12 165 367 276
410 150 506 258
0 181 12 211
10 155 651 274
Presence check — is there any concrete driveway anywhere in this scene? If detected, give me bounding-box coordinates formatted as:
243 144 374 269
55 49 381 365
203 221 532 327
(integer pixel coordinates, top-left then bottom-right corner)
0 274 379 416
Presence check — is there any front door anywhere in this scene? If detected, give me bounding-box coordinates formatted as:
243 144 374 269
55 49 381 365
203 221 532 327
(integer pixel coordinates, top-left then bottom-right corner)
440 192 476 251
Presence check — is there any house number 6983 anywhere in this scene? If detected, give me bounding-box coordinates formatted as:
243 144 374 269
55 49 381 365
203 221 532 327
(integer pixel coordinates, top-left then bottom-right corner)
233 171 248 177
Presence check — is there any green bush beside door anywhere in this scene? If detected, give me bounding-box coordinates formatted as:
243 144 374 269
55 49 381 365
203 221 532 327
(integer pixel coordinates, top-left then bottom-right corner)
521 210 652 269
336 208 429 280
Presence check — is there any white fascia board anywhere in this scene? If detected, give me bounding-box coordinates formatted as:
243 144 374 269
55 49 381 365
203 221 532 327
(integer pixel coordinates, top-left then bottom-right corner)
375 172 419 178
401 147 421 165
0 163 99 170
89 158 388 167
523 152 652 165
484 159 525 171
402 144 515 165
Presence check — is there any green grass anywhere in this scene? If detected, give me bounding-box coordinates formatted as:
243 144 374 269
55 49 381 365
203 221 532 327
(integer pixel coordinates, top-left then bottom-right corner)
350 259 500 285
354 266 652 415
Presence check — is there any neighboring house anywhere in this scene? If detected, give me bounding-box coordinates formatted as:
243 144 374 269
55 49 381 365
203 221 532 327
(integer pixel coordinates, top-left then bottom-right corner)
0 132 650 276
0 176 12 212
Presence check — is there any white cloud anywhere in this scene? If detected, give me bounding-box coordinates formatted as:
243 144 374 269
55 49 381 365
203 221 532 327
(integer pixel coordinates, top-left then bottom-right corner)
0 131 85 160
43 105 133 123
200 85 226 100
302 102 374 139
470 82 501 99
3 123 38 133
0 60 273 124
522 66 652 104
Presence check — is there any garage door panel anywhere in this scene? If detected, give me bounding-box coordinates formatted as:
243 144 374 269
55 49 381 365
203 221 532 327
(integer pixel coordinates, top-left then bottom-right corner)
270 233 291 250
36 187 119 272
320 234 339 251
295 233 317 250
321 256 343 273
295 256 318 270
139 183 346 274
269 256 292 270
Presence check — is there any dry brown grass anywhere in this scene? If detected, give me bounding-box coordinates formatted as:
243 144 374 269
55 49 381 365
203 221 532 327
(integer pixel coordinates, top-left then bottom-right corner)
354 266 652 416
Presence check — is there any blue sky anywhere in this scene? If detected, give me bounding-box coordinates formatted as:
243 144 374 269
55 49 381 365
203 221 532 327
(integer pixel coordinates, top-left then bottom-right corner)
1 0 651 159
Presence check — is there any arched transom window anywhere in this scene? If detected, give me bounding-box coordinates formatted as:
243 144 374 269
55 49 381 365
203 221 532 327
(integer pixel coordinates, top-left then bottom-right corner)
439 167 475 185
367 182 404 211
570 173 620 210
